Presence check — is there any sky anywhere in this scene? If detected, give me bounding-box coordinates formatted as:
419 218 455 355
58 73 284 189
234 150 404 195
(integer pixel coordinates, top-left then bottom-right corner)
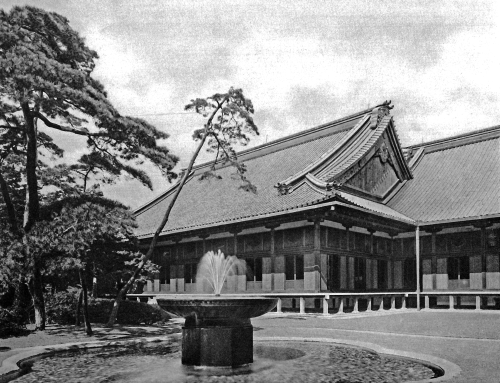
2 0 500 208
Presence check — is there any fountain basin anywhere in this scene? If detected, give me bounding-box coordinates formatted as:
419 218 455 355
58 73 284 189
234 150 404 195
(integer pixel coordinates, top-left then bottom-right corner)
156 295 278 367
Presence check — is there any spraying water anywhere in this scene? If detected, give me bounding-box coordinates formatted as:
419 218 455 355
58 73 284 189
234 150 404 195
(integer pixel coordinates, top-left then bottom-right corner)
196 250 245 295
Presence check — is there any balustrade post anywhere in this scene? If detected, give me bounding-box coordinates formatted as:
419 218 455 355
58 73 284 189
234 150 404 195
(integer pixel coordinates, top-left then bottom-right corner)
475 295 481 311
338 297 345 314
390 295 396 310
352 297 359 313
401 296 406 310
276 298 282 313
299 297 305 314
425 295 430 309
323 295 329 315
449 295 455 310
367 296 372 311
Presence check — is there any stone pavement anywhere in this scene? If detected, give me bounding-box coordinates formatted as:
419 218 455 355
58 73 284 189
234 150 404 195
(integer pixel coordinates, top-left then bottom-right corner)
1 310 499 382
253 309 500 382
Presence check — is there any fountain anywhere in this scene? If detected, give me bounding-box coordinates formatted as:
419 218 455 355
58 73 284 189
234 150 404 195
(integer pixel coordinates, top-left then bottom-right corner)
156 250 278 367
10 252 445 382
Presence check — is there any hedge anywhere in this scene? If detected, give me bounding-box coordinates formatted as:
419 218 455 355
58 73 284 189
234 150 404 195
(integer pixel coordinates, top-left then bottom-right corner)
0 308 30 338
45 291 168 325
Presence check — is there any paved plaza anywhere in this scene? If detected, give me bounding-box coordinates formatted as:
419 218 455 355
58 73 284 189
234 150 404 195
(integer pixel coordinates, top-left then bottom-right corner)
254 310 500 382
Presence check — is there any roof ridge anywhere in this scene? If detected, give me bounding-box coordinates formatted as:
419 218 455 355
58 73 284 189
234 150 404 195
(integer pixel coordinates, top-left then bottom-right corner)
277 114 371 187
404 124 500 152
189 104 384 173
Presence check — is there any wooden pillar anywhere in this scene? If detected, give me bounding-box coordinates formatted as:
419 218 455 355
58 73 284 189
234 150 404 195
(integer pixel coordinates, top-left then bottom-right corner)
314 219 322 291
233 231 238 255
266 223 281 291
230 229 245 292
200 233 209 254
174 239 184 293
346 226 351 251
481 226 487 289
431 231 437 290
368 228 375 255
416 226 421 311
305 218 323 292
197 234 209 292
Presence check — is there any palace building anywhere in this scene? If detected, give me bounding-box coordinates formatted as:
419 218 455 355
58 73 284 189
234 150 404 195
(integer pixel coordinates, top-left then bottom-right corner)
133 102 500 310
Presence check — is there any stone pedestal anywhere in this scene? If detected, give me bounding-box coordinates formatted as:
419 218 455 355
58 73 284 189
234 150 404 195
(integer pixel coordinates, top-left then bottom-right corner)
157 296 277 368
182 317 254 367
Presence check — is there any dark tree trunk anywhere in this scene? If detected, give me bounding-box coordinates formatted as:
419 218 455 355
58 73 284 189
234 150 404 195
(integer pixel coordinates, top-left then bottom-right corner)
25 240 46 330
21 102 45 330
79 268 92 336
92 263 97 297
75 289 83 326
21 102 39 233
31 261 45 329
13 281 30 324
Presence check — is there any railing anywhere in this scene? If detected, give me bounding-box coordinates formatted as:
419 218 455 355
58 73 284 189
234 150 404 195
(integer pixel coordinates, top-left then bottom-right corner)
128 291 500 314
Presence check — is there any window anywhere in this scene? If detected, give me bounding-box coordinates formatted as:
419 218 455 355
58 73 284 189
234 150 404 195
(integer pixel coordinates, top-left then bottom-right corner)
153 249 170 284
328 254 340 290
285 254 304 280
285 256 294 280
245 257 262 282
447 256 470 280
184 263 196 284
354 257 366 290
404 258 416 290
378 259 387 290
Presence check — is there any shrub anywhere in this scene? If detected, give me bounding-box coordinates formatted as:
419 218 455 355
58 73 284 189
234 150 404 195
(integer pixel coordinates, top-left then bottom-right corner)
45 290 167 325
0 308 29 338
45 289 80 325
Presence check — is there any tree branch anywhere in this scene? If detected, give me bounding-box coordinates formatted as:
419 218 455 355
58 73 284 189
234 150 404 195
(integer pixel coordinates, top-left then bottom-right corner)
32 112 107 137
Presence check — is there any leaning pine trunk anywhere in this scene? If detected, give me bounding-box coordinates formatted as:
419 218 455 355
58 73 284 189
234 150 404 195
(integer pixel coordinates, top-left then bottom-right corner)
105 101 225 327
79 268 92 336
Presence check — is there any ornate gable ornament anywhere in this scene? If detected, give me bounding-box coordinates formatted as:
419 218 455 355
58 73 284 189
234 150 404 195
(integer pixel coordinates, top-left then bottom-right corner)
375 142 394 165
369 100 394 129
276 183 291 195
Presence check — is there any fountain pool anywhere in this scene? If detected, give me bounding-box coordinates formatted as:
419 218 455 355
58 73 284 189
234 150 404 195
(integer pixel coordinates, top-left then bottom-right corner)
14 339 442 383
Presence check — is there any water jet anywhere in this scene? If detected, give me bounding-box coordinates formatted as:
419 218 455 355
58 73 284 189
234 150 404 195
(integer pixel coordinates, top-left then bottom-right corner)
156 250 278 367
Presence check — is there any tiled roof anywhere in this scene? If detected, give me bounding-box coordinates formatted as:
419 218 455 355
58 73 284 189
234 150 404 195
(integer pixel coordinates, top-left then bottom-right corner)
337 191 414 223
134 117 359 237
135 104 500 238
388 129 500 224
